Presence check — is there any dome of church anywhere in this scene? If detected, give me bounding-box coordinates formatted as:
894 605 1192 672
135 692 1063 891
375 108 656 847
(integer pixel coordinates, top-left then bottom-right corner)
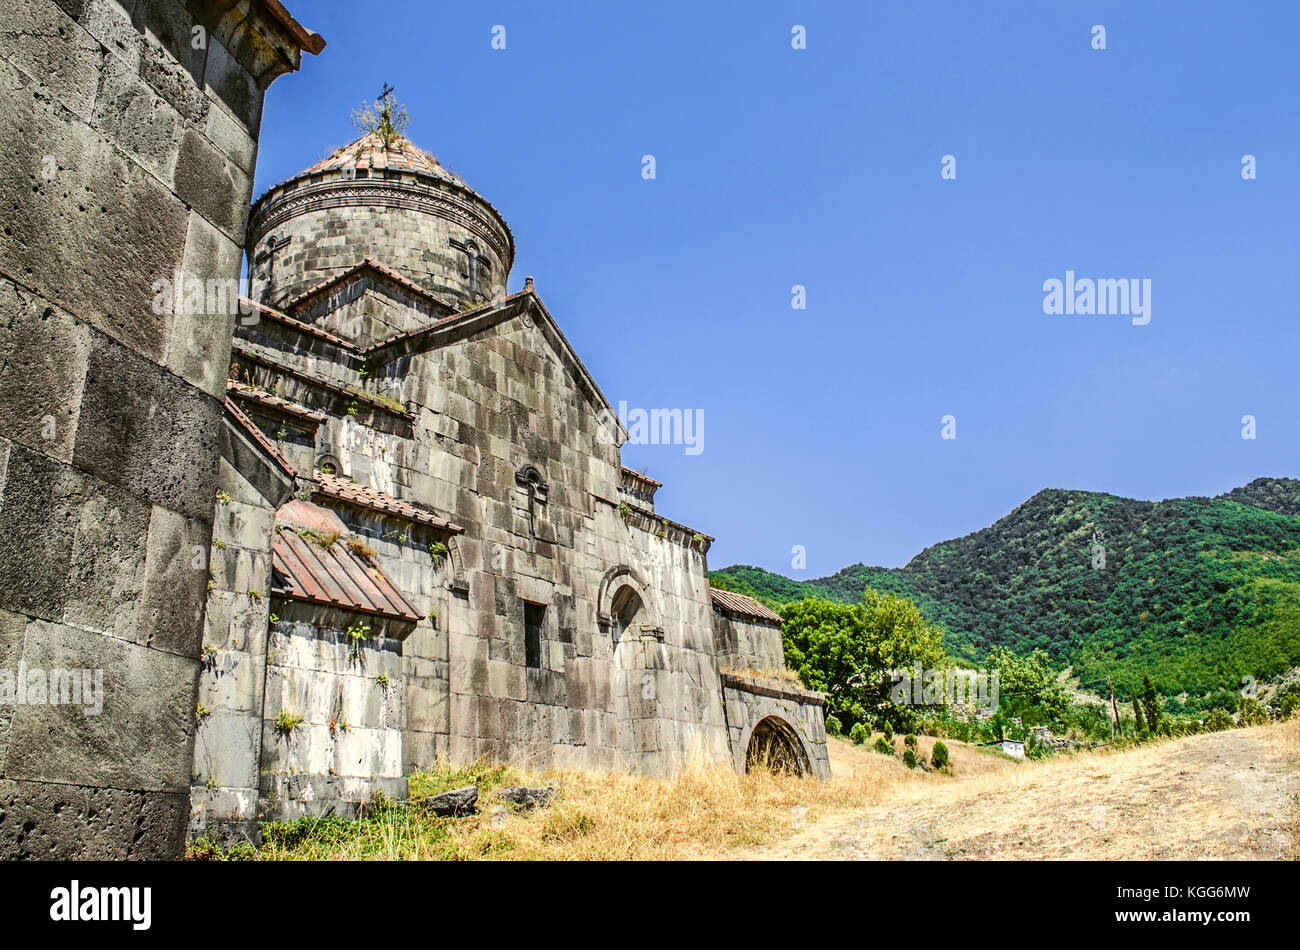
301 131 467 185
246 128 514 311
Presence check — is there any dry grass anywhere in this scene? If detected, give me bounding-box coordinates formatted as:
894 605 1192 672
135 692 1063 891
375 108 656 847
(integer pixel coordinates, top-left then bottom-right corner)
1263 717 1300 859
252 736 1008 861
246 723 1300 861
747 721 1300 860
718 665 805 686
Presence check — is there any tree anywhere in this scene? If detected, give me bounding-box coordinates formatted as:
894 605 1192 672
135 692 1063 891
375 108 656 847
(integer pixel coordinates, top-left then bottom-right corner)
1238 695 1268 726
824 714 843 736
1131 686 1146 734
1141 674 1161 735
987 645 1071 725
931 740 950 770
1281 694 1299 720
780 588 945 731
1205 708 1234 731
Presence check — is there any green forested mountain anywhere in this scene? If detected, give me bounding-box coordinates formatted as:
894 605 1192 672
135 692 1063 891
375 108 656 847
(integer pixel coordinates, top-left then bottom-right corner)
711 478 1300 695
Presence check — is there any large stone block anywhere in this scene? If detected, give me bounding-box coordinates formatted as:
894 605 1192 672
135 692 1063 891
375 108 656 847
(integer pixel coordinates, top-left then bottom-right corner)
4 619 200 792
192 709 260 790
62 472 152 640
0 778 187 859
200 33 260 132
0 446 82 620
0 278 90 461
132 0 211 121
138 504 212 656
0 0 104 120
0 55 188 362
174 126 251 242
73 330 222 520
90 42 186 183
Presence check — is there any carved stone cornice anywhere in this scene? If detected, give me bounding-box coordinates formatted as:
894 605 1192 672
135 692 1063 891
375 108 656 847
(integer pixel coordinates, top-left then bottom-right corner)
193 0 325 88
247 176 514 268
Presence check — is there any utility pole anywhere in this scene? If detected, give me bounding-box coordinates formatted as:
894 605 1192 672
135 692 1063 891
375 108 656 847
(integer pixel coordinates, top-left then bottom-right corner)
1107 675 1119 742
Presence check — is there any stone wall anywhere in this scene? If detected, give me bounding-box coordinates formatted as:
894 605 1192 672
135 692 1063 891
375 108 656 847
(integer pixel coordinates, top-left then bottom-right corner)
258 603 409 820
247 171 514 312
721 674 831 780
0 0 317 858
713 610 786 671
189 447 288 843
384 306 733 775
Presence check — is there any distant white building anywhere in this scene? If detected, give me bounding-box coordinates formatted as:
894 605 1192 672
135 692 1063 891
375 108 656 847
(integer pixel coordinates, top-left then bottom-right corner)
987 738 1025 759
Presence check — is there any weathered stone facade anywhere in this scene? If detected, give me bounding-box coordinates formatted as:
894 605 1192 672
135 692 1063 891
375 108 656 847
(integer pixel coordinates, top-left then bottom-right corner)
0 0 321 858
0 2 827 856
190 126 830 838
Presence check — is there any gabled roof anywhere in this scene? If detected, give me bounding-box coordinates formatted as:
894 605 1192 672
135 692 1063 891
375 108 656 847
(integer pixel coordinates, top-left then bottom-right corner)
311 469 463 533
272 519 421 622
238 297 360 352
365 283 621 424
709 588 783 625
284 257 452 319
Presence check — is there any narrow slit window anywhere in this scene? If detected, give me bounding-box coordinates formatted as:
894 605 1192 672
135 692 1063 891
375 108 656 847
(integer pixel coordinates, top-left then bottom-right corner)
523 601 545 669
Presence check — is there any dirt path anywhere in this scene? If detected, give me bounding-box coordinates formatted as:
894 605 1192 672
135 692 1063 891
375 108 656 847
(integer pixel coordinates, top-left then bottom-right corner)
740 725 1298 860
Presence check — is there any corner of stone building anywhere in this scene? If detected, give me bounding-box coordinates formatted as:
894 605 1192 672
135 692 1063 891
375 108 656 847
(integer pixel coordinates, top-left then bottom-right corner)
0 0 322 859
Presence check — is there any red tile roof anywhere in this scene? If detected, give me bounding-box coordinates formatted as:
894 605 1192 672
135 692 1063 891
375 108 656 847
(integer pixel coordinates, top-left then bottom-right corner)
709 588 783 625
227 380 327 425
311 469 463 533
224 397 298 480
238 296 359 350
272 524 421 622
302 133 464 184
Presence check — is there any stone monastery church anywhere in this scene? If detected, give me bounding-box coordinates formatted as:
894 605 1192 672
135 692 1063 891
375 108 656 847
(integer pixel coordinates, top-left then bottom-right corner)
192 122 830 835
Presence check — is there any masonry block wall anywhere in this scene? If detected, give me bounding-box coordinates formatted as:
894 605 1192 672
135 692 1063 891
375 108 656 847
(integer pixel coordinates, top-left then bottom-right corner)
713 611 787 671
721 675 831 780
246 141 515 312
0 0 318 858
189 442 289 842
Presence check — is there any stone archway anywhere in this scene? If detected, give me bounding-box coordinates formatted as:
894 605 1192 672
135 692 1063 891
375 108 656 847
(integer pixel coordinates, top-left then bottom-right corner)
609 584 645 646
595 564 657 636
745 716 810 776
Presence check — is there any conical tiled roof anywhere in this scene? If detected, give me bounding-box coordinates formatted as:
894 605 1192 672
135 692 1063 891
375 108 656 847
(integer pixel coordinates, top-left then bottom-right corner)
303 132 466 186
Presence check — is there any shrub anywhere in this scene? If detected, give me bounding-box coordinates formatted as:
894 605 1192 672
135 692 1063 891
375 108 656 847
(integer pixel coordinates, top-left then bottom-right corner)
1238 695 1269 727
902 748 917 769
1280 694 1299 721
931 740 949 770
1205 708 1234 731
848 722 867 745
824 714 842 737
873 736 894 756
882 720 894 742
903 733 917 750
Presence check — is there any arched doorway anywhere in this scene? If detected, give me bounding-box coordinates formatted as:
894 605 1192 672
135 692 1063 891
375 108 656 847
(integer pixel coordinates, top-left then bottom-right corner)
609 584 644 645
746 716 809 776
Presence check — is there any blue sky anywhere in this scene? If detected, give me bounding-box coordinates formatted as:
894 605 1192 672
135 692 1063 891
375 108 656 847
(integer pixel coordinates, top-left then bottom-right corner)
255 1 1300 575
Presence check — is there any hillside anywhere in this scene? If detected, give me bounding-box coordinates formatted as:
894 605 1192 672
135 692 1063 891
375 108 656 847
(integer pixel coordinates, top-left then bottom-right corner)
712 477 1300 695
